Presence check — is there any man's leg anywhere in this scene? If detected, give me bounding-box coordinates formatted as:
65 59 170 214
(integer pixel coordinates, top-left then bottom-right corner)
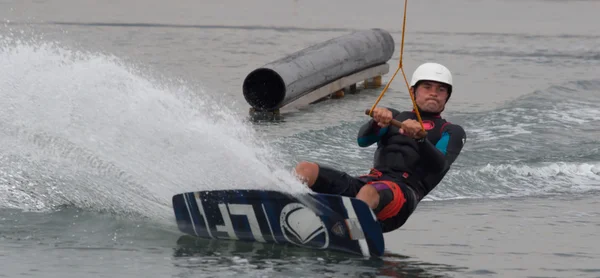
355 184 380 210
357 181 406 221
294 161 319 187
294 161 364 196
359 181 420 233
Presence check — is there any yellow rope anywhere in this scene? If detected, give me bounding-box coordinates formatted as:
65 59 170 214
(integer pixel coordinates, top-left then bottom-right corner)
367 0 425 133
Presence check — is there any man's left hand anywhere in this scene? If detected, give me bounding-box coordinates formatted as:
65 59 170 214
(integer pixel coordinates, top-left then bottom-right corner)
399 119 425 139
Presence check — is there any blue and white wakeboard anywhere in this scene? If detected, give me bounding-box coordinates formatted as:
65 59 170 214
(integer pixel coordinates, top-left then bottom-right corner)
171 189 385 257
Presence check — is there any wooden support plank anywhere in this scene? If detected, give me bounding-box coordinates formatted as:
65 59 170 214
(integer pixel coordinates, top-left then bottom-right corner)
279 63 389 112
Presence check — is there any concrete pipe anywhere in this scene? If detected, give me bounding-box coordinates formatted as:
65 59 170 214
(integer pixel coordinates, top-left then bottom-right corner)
242 28 395 111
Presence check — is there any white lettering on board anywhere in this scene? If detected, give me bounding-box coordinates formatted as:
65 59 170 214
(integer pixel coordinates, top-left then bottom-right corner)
216 203 238 240
228 204 266 243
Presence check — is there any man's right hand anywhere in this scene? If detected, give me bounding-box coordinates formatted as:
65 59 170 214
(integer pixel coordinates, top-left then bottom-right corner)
371 107 393 127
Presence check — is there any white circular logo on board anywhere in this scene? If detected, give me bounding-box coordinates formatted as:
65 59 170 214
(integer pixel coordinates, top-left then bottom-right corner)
279 203 329 249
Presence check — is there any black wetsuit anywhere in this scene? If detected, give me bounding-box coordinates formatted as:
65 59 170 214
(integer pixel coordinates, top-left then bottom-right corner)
310 107 466 233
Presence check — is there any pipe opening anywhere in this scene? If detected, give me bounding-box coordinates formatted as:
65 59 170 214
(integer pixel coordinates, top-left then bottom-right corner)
242 68 286 110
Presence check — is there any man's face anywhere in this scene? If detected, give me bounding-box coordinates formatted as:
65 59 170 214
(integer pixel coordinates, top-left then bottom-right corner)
413 81 450 113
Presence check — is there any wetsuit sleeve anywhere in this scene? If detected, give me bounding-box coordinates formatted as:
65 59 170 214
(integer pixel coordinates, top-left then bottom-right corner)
422 124 467 186
356 108 404 147
357 121 387 147
436 124 466 166
417 138 447 173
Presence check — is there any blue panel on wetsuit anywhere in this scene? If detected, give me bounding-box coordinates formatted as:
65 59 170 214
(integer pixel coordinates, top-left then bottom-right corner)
435 132 450 155
357 127 388 147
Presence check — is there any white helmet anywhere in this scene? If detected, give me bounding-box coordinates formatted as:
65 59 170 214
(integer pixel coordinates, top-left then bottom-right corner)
410 62 453 95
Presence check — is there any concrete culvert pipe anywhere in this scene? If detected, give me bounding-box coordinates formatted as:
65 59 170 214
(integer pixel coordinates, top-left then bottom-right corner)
242 28 395 111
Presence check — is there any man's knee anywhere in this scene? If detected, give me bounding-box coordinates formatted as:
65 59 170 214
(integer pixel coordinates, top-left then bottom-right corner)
359 181 405 221
294 161 319 186
356 184 380 210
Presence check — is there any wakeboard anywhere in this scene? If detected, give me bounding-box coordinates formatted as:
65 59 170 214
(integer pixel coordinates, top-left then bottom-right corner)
171 189 385 257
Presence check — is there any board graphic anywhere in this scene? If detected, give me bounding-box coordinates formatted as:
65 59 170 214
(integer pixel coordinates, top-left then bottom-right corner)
172 189 385 257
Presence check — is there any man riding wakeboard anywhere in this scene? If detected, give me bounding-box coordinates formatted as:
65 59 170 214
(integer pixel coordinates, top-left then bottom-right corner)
294 62 467 233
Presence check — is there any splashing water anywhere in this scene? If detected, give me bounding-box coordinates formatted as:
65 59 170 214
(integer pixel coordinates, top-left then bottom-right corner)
0 33 307 223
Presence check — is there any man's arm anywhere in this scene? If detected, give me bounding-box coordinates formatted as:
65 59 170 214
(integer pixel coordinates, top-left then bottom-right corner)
436 124 466 166
356 108 405 147
417 138 448 173
357 120 388 147
422 123 467 186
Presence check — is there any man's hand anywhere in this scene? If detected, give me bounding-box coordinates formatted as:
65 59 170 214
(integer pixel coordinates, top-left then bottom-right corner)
399 119 425 139
371 107 393 127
